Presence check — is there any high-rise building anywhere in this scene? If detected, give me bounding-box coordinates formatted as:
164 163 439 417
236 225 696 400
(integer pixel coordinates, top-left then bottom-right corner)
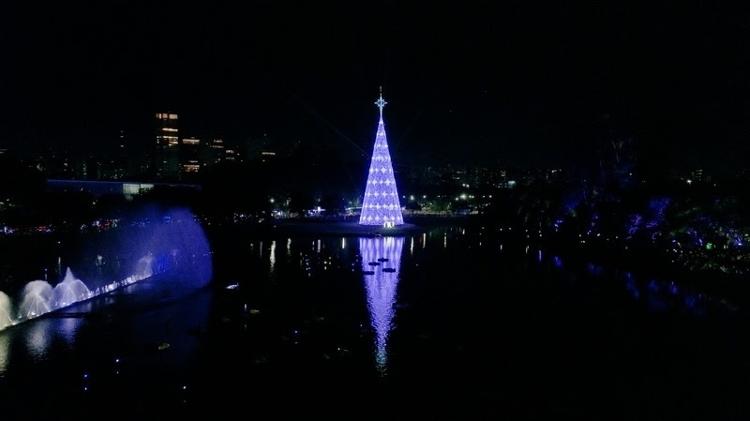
180 137 202 175
243 133 277 163
690 168 705 183
202 138 226 167
260 150 277 164
154 113 179 179
224 147 239 162
116 129 136 179
359 89 404 226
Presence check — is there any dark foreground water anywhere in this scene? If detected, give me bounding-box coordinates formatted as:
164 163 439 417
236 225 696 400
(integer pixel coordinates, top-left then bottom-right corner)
1 226 749 419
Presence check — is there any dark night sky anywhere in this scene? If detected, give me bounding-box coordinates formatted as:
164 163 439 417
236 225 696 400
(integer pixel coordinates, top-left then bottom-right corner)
1 1 750 171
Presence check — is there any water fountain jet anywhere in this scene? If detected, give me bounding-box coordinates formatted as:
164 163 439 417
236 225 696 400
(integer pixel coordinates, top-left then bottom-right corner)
52 268 91 309
19 280 54 319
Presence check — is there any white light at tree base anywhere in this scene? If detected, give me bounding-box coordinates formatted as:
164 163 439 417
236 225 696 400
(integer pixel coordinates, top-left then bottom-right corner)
359 88 404 226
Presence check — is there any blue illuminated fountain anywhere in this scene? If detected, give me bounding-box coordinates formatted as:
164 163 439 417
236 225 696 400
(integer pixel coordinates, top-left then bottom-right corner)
18 280 54 319
52 268 91 309
0 208 212 331
360 236 404 373
359 88 404 226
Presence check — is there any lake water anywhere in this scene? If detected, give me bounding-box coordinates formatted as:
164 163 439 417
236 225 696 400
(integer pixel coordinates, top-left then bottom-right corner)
0 226 748 419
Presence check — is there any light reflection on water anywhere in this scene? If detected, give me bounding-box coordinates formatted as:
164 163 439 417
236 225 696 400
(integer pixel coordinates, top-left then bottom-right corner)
0 332 8 376
258 229 727 374
0 226 737 398
269 240 276 274
59 317 84 347
25 319 53 359
360 236 404 374
19 315 86 361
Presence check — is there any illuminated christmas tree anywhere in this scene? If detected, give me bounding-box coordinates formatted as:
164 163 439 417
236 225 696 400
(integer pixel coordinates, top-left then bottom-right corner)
359 88 404 226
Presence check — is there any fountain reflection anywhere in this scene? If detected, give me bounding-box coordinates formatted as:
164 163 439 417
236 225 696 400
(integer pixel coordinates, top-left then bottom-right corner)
0 291 12 330
17 312 84 357
270 240 276 273
359 236 404 374
0 330 8 375
58 316 84 347
25 318 53 358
